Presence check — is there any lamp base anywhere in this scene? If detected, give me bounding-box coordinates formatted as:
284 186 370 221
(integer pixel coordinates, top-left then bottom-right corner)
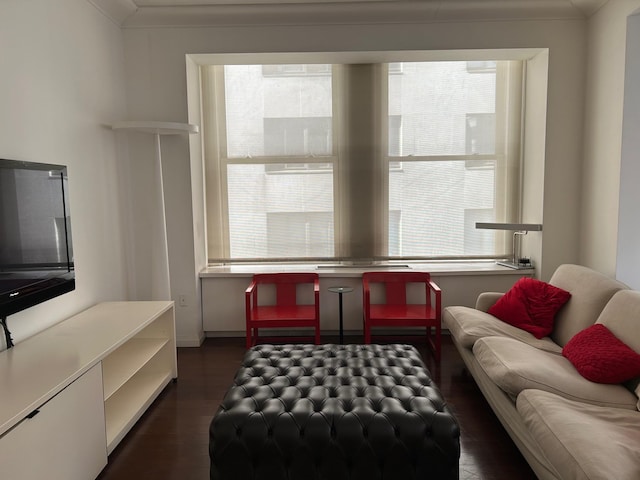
496 260 533 270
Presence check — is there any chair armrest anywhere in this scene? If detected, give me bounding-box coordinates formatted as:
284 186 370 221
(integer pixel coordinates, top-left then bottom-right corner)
475 292 504 312
245 280 258 317
313 278 320 314
245 280 257 295
428 280 442 315
428 280 441 294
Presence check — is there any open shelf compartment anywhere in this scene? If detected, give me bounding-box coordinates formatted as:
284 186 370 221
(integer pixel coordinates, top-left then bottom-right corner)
102 338 170 401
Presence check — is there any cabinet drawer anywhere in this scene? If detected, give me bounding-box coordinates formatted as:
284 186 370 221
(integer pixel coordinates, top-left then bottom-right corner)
0 364 107 480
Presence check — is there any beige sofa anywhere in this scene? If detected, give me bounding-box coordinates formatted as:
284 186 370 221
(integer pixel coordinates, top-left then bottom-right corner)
444 264 640 480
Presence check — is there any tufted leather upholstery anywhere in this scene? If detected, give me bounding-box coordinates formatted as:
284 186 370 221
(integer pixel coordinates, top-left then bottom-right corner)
209 344 460 480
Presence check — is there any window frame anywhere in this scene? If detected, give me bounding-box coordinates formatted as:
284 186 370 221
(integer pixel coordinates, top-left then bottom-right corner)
201 59 523 264
204 64 341 261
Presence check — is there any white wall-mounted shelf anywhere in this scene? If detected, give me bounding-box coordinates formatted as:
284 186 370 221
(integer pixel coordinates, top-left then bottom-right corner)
111 120 199 301
112 120 199 135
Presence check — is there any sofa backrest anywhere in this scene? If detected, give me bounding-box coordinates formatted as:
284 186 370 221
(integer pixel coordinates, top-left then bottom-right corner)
596 290 640 404
550 264 628 346
596 290 640 352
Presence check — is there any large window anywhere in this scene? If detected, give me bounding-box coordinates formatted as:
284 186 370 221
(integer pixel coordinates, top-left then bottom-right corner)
202 60 522 263
387 61 505 257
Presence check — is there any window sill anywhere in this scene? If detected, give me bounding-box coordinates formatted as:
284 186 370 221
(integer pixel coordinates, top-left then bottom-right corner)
199 260 533 278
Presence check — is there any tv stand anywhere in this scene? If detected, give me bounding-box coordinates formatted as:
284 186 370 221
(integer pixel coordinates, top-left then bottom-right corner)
0 301 176 479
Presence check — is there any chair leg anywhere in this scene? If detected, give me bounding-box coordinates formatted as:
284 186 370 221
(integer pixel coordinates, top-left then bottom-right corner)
314 326 321 345
246 328 252 350
426 325 441 362
364 324 371 344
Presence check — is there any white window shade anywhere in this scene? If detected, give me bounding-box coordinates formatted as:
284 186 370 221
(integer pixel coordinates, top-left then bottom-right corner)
388 160 497 256
219 65 336 260
226 164 334 259
224 65 333 158
386 61 520 258
388 62 497 157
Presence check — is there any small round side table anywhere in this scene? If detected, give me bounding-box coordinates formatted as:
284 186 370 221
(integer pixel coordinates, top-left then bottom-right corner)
328 286 354 344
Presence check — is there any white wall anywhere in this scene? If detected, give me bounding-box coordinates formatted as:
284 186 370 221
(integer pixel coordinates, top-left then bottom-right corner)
581 0 640 277
0 0 128 348
120 17 587 343
521 50 549 278
617 9 640 288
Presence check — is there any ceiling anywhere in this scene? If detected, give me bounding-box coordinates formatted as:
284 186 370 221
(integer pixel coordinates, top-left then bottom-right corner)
90 0 610 27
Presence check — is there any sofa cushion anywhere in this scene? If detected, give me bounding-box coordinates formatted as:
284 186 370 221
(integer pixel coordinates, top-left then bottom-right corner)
488 277 571 339
549 264 628 346
562 323 640 384
443 306 562 353
517 389 640 480
473 336 638 409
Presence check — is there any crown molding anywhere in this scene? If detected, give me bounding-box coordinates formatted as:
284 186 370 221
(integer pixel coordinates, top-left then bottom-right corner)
133 0 395 4
569 0 609 17
87 0 609 28
119 1 593 28
88 0 138 25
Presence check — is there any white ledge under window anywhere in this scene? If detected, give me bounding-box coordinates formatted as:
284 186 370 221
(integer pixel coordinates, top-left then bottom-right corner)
199 260 533 278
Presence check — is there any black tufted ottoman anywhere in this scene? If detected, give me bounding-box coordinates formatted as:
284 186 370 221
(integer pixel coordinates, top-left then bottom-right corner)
209 344 460 480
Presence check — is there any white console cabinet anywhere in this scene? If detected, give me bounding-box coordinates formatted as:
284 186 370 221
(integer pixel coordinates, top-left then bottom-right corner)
0 301 177 479
0 363 107 480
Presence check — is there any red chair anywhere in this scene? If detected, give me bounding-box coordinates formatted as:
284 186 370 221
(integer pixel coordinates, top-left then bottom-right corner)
245 273 320 349
362 271 441 361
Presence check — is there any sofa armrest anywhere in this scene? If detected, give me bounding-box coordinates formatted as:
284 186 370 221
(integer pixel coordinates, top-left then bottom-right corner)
475 292 504 312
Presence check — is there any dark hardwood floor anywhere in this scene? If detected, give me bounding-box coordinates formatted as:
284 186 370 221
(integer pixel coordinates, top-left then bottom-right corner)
97 335 537 480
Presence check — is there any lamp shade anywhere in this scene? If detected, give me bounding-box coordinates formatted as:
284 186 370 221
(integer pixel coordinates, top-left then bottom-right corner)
475 222 542 231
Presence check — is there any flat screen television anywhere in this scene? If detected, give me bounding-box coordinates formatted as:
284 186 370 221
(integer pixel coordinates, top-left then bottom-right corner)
0 159 75 319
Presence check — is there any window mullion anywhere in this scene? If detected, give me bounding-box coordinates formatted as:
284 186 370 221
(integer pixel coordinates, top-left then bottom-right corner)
494 60 524 256
342 64 382 260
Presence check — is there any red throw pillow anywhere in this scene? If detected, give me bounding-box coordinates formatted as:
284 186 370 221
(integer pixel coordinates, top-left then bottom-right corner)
488 277 571 339
562 324 640 384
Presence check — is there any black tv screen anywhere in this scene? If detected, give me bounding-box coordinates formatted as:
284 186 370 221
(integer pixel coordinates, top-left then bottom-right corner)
0 159 75 318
